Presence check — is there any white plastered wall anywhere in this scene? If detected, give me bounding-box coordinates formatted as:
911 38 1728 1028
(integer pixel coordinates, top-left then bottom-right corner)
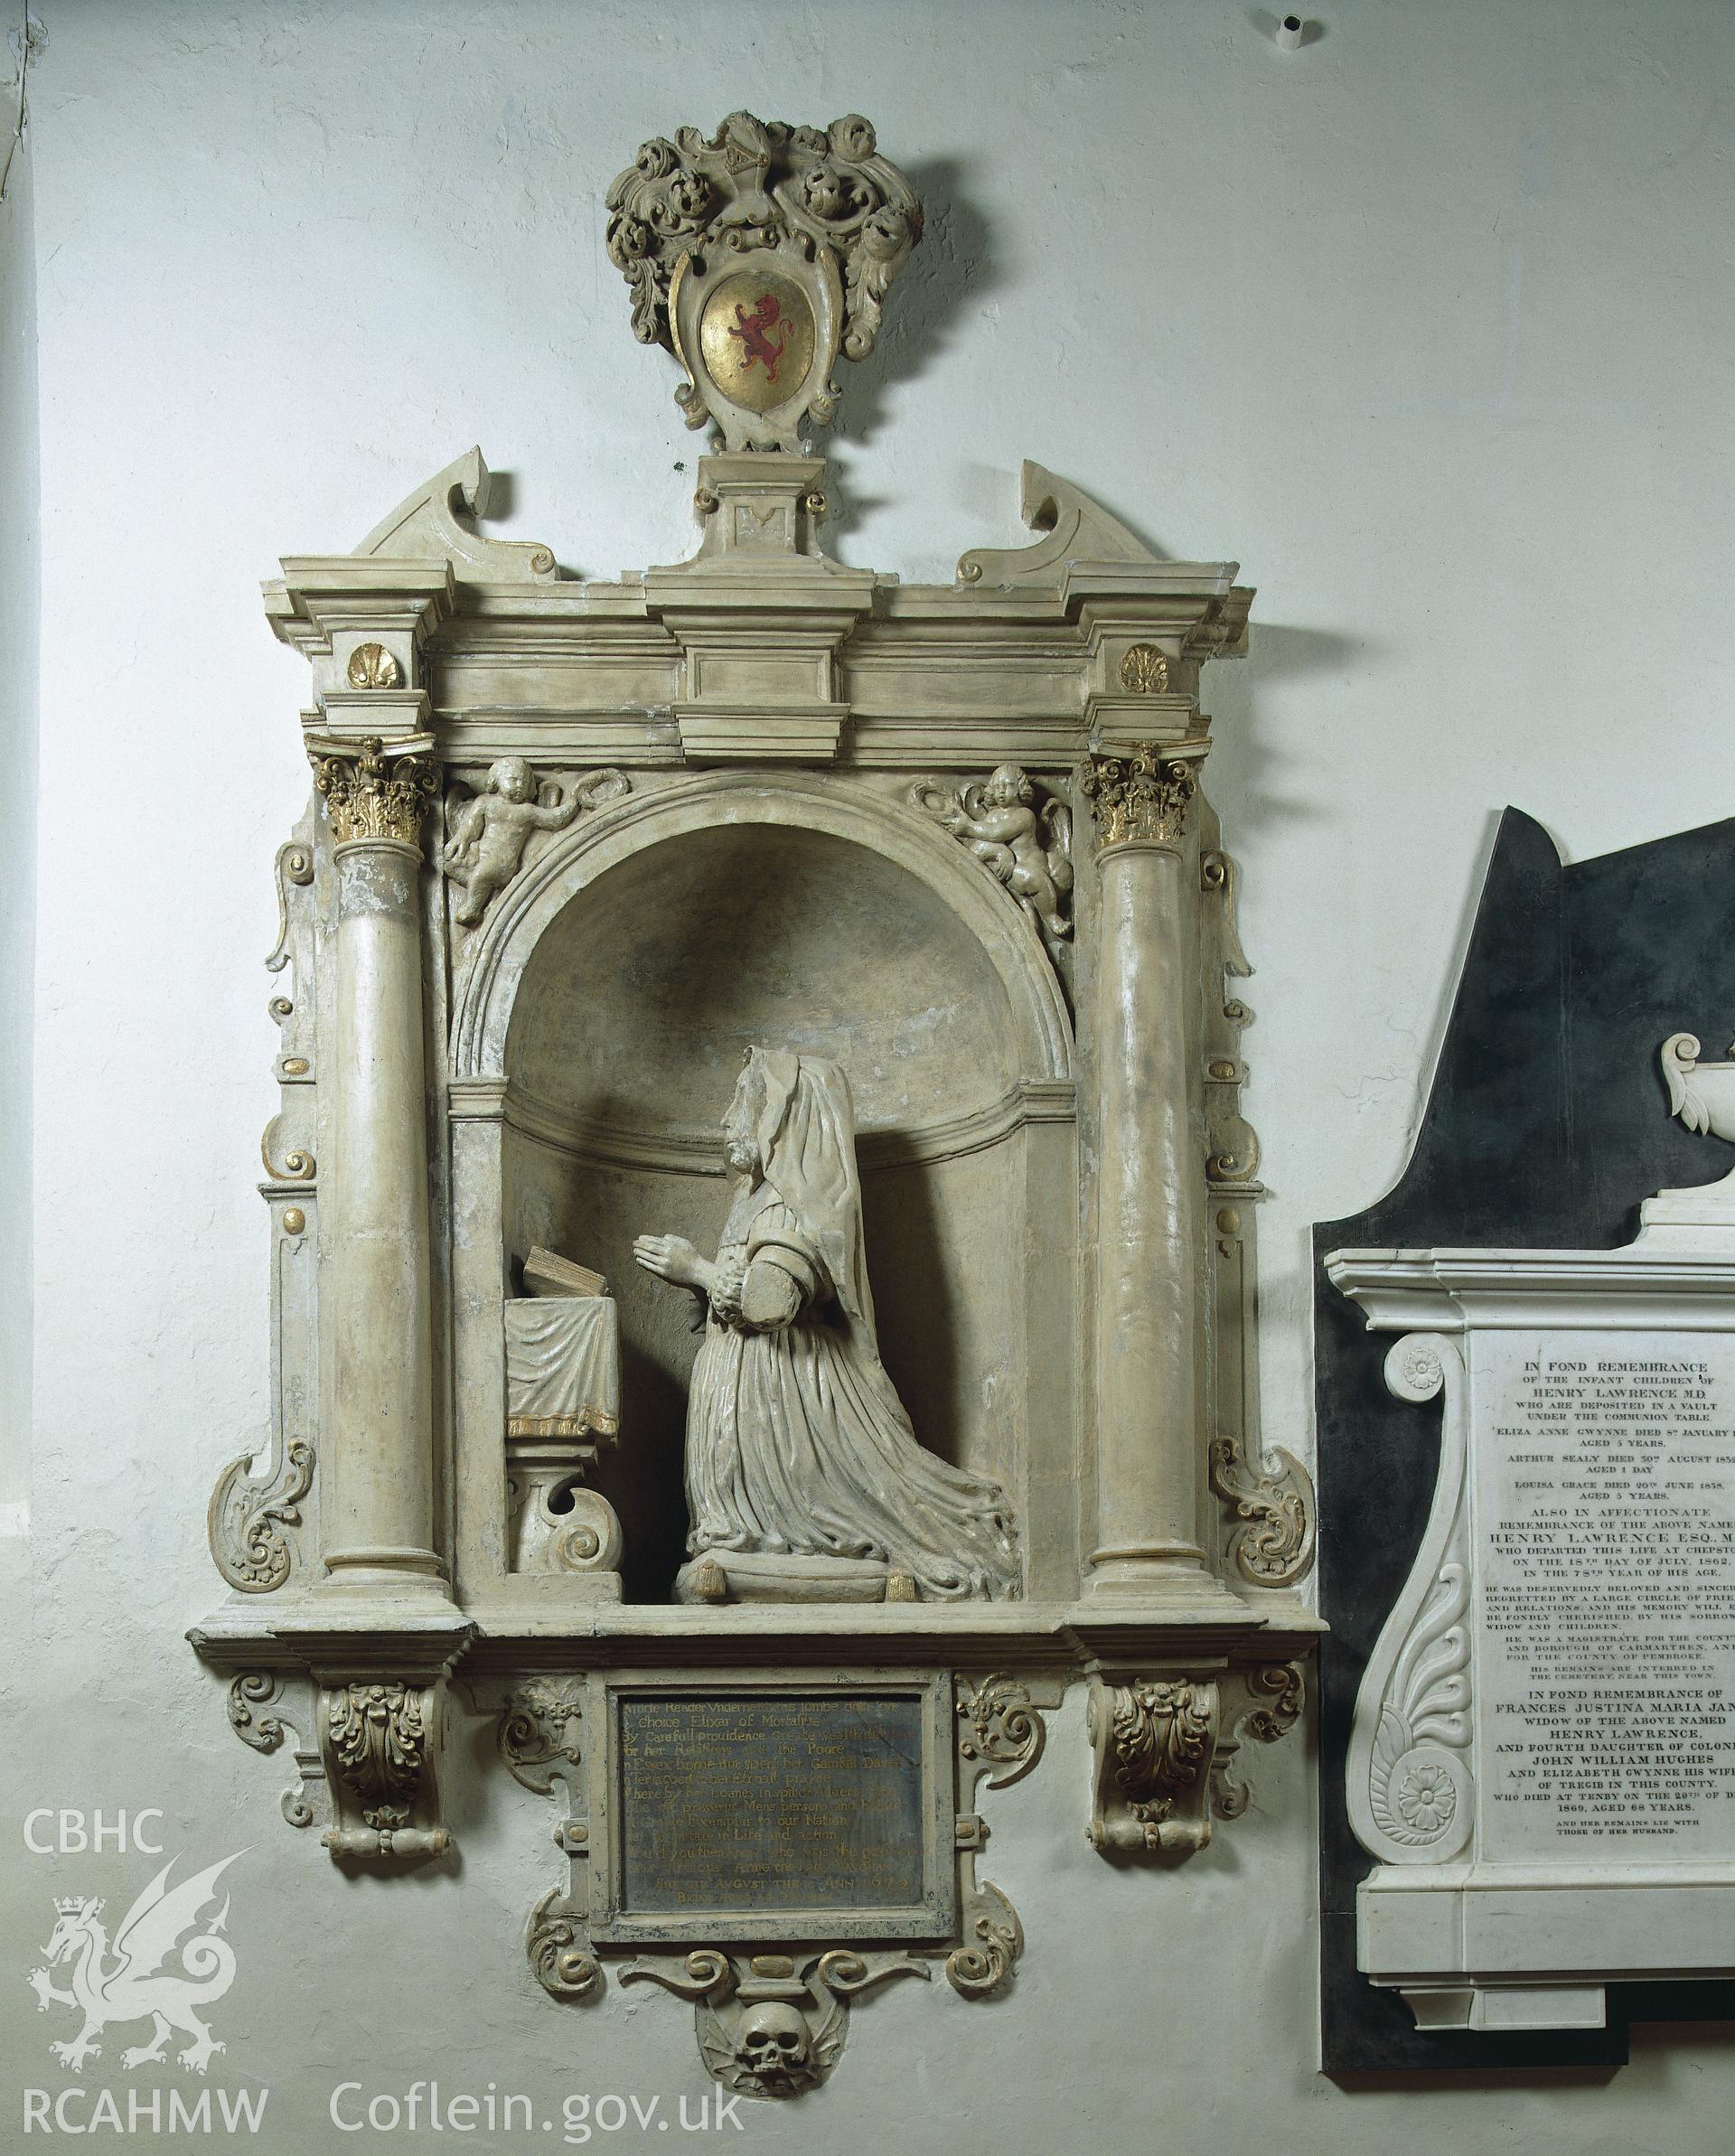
6 2 1735 2149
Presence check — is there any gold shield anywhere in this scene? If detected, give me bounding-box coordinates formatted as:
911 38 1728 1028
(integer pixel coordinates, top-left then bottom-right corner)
697 271 816 413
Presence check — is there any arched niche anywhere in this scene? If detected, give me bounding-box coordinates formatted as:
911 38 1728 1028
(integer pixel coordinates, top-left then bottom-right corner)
457 775 1075 1602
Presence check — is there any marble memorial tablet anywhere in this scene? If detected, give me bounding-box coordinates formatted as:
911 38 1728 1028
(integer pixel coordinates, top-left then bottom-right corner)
1479 1337 1735 1860
1329 1205 1735 2033
587 1673 954 1945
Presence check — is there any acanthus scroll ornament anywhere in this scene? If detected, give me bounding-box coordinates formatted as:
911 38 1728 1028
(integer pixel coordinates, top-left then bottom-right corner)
496 1679 585 1795
307 734 438 848
1081 746 1200 850
944 1880 1023 1998
527 1888 604 2003
1210 1664 1307 1820
207 1437 314 1594
955 1673 1045 1790
1208 1432 1316 1587
223 1673 326 1832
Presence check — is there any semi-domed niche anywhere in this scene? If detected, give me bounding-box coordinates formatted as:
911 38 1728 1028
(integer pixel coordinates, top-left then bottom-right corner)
505 820 1021 1139
500 818 1066 1600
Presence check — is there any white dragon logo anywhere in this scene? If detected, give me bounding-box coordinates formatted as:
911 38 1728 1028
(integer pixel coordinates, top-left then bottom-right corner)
26 1851 245 2076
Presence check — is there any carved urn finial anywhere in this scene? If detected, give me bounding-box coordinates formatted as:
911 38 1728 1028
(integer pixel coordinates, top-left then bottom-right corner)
605 111 923 452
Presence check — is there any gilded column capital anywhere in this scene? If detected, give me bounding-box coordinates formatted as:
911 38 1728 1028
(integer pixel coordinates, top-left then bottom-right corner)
1081 745 1200 852
307 733 438 847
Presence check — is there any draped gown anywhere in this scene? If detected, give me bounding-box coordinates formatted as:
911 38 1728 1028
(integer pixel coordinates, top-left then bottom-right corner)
684 1176 1019 1601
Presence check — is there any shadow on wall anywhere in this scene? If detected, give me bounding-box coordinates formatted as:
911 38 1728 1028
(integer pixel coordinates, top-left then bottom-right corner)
861 1162 960 1468
838 156 997 464
1205 621 1367 848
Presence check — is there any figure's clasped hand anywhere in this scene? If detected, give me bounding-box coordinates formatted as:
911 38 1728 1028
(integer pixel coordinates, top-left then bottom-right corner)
633 1233 704 1289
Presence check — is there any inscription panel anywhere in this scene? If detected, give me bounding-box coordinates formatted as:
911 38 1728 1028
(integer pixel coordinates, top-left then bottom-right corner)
1477 1329 1735 1860
592 1676 953 1944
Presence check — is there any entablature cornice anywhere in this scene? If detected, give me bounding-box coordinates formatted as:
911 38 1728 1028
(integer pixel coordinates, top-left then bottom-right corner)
266 558 458 656
190 1598 1322 1681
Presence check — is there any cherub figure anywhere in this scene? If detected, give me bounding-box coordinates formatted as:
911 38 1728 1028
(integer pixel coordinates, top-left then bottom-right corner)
441 759 628 928
909 764 1074 942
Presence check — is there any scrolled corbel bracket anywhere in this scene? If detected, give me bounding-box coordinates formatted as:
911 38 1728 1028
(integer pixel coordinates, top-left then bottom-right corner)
315 1673 456 1865
1085 1673 1222 1859
1083 1656 1310 1860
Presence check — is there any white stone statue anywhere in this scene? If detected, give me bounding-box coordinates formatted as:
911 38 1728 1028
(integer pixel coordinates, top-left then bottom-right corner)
633 1048 1019 1603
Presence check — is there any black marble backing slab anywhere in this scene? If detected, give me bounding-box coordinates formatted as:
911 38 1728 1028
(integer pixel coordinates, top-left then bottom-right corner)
1315 806 1735 2073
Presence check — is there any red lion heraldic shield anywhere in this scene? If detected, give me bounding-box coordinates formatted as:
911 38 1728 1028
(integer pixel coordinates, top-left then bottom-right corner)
727 294 786 382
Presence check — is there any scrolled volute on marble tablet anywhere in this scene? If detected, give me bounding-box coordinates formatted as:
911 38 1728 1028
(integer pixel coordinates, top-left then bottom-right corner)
1343 1333 1475 1865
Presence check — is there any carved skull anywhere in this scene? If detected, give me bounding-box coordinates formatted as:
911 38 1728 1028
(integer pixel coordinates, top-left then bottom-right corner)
734 2001 812 2092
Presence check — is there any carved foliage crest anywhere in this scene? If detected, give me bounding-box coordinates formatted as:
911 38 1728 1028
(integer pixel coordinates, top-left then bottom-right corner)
605 112 921 449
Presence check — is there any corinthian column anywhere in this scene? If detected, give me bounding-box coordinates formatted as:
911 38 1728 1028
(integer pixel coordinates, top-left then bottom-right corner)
1083 745 1212 1599
307 733 447 1599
